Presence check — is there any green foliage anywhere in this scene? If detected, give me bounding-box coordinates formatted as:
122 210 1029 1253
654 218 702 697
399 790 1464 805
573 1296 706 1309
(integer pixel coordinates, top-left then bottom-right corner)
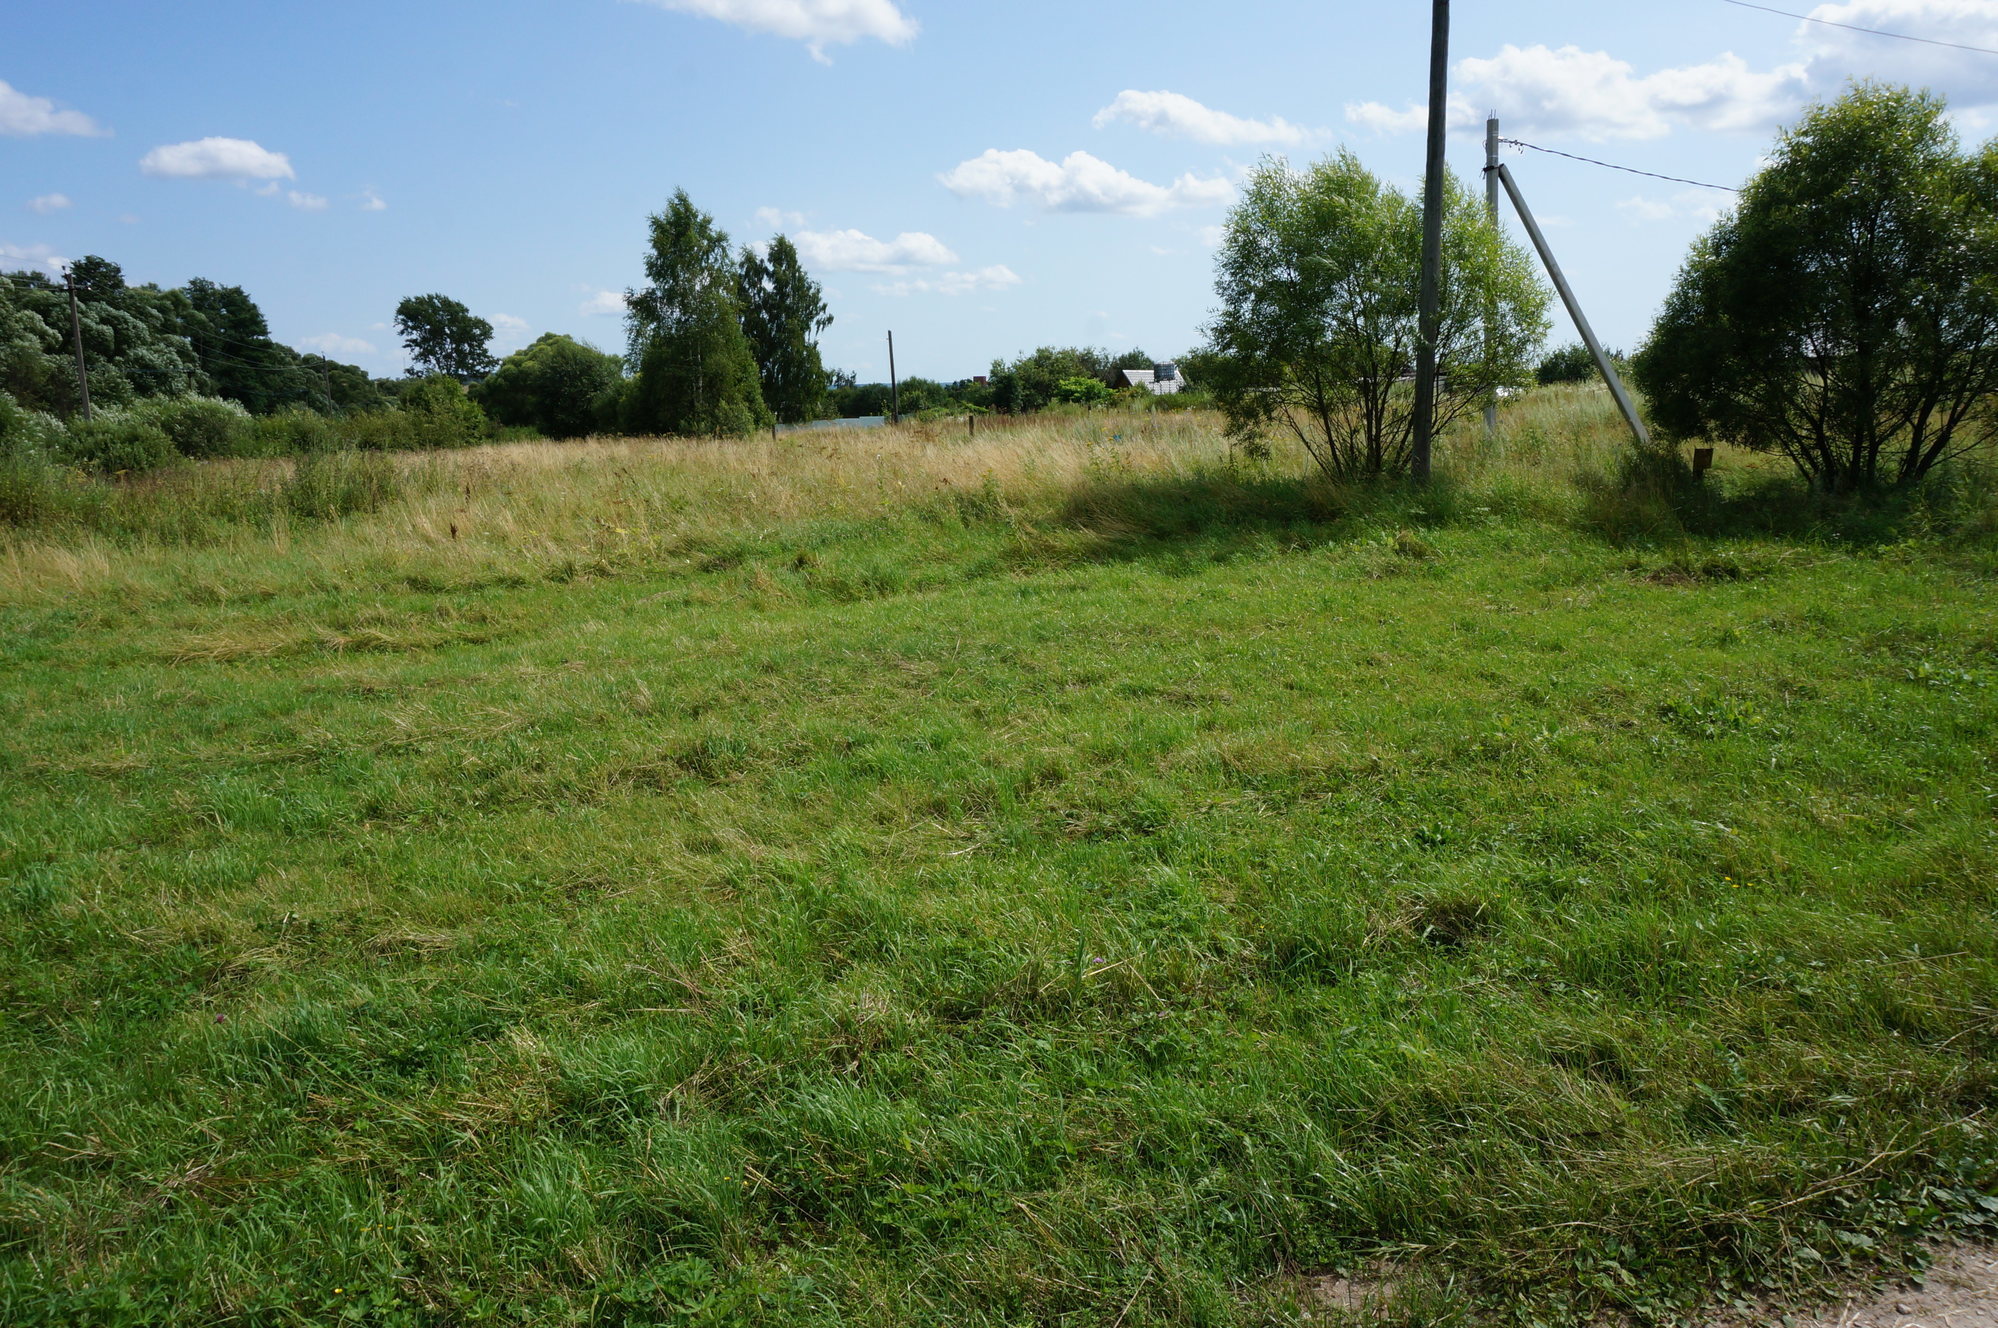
394 293 497 381
1636 83 1998 492
1054 375 1112 406
281 449 403 519
739 235 832 424
247 409 338 457
990 346 1136 414
478 333 623 438
58 412 178 474
400 374 491 449
129 395 251 459
625 190 771 437
1536 342 1597 386
1206 152 1550 477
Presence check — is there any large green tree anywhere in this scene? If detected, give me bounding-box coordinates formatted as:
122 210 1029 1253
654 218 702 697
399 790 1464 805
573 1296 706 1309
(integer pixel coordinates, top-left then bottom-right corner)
182 277 319 413
478 333 623 438
624 190 769 437
1634 84 1998 492
1205 153 1548 478
738 235 831 424
394 294 497 382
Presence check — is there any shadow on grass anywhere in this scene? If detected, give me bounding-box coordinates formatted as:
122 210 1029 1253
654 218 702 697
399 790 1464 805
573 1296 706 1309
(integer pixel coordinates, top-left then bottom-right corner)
1579 448 1998 555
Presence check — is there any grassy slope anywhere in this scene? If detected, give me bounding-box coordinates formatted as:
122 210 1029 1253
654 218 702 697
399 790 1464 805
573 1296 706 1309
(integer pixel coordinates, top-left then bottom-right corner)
2 404 1996 1326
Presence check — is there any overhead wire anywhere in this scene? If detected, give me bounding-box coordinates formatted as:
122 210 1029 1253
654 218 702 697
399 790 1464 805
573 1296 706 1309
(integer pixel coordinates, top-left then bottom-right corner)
1499 138 1742 193
1719 0 1998 57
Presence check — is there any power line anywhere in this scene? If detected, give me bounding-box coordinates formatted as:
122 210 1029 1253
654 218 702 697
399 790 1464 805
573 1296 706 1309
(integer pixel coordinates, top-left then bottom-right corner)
1499 138 1742 193
1720 0 1998 57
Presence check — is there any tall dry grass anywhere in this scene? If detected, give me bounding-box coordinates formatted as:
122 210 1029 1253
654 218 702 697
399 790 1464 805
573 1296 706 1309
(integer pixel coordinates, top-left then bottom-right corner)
0 388 1749 608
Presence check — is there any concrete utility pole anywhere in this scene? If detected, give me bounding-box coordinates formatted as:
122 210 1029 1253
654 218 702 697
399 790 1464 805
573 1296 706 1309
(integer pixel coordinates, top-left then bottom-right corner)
1493 163 1651 449
1410 0 1450 483
887 330 900 425
1483 116 1501 437
64 267 92 423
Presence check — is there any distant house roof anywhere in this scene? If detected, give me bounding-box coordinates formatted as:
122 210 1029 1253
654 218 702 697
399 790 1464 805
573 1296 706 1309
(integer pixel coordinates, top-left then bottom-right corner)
1112 363 1186 395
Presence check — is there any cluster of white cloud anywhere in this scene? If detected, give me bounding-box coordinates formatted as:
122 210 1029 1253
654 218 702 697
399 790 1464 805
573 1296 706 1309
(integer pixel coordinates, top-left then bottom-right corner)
873 264 1020 298
300 332 376 358
0 241 67 275
27 194 72 215
1799 0 1998 107
793 228 956 272
1347 45 1808 142
941 149 1231 217
580 289 629 317
1092 90 1316 146
0 80 105 137
1617 191 1731 225
140 137 294 180
630 0 915 62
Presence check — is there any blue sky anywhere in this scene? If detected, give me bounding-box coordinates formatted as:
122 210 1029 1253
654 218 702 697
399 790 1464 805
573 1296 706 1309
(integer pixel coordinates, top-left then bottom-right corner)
6 1 1997 381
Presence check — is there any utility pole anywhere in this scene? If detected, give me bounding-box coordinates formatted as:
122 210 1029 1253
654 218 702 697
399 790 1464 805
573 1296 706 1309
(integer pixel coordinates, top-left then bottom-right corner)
887 330 900 425
1483 115 1501 437
1410 0 1450 483
64 267 92 423
1493 163 1651 449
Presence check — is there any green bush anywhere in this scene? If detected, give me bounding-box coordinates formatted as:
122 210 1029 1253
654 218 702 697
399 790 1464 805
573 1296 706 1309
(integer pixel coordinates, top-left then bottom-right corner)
0 394 67 461
131 396 252 459
0 453 75 526
58 414 178 475
248 410 338 457
400 375 490 450
338 410 420 452
282 450 403 520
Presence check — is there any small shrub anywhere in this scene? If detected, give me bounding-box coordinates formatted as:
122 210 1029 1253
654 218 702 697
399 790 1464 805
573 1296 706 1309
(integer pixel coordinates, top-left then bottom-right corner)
132 396 251 459
338 410 419 452
58 414 178 475
248 410 338 457
0 454 77 526
283 450 402 520
401 375 490 450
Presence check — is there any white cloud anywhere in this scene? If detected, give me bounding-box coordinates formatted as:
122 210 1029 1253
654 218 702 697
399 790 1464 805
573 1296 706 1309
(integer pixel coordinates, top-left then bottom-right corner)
300 333 376 358
141 137 295 180
0 241 68 275
755 205 809 229
0 81 106 137
1093 90 1316 146
287 190 328 211
1617 190 1729 224
493 313 529 333
873 264 1020 297
27 194 71 215
1799 1 1998 109
580 289 628 316
627 0 916 62
794 227 956 272
939 149 1233 216
359 188 387 212
1347 45 1808 141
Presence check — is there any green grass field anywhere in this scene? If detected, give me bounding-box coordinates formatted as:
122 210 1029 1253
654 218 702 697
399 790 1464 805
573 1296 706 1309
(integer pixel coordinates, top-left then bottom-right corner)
3 396 1997 1326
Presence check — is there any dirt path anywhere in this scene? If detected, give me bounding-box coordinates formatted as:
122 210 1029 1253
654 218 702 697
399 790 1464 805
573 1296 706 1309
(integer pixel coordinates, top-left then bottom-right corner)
1711 1246 1998 1328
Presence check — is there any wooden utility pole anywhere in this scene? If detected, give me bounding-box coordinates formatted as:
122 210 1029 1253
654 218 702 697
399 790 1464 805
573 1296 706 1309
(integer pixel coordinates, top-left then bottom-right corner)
1410 0 1450 483
887 330 900 425
64 267 92 423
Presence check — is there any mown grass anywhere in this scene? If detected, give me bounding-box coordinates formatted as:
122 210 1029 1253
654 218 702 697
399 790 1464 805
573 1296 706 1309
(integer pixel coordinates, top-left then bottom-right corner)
2 392 1996 1326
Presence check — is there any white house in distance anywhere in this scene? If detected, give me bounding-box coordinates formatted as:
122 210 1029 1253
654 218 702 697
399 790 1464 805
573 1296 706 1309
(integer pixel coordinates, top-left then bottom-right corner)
1110 361 1187 395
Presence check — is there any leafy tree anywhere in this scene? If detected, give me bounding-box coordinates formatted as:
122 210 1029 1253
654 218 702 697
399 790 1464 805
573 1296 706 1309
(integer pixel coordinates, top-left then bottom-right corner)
624 190 769 437
1205 153 1548 478
1635 84 1998 491
394 294 497 381
1535 343 1596 386
478 333 623 438
1055 376 1112 406
989 346 1117 414
739 235 831 424
1 263 204 415
182 278 317 413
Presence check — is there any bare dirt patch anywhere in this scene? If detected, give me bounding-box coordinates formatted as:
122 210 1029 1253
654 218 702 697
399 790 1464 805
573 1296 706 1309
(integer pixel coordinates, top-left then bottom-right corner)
1706 1245 1998 1328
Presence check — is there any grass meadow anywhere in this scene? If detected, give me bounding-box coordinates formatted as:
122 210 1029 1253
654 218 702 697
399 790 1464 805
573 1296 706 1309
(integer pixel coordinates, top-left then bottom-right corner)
3 390 1997 1326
